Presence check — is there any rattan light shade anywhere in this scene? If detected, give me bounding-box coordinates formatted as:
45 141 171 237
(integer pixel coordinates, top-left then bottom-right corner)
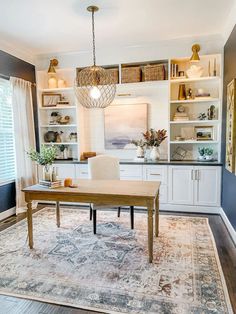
75 65 116 109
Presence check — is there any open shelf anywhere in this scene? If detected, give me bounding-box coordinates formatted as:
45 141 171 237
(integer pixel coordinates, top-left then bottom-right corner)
170 98 219 104
38 87 74 93
42 142 78 145
170 140 219 144
170 120 219 124
170 76 220 84
39 106 76 110
40 124 77 128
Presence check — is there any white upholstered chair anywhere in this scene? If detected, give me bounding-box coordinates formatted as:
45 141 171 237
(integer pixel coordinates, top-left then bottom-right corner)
88 155 134 234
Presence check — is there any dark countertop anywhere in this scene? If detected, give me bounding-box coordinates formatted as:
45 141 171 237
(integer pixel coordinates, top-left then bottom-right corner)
54 159 222 166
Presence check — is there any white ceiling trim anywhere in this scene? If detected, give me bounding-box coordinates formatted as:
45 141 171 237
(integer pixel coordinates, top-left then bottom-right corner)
0 38 35 65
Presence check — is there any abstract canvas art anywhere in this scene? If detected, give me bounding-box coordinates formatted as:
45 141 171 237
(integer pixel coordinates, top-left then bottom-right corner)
225 79 236 173
104 103 147 149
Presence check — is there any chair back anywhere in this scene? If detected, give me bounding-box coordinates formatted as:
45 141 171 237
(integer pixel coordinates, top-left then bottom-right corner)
88 155 120 180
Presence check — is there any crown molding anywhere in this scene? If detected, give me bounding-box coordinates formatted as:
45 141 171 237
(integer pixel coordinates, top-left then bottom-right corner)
0 38 35 65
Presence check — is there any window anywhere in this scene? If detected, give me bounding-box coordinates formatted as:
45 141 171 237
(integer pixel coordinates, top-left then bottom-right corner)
0 78 16 184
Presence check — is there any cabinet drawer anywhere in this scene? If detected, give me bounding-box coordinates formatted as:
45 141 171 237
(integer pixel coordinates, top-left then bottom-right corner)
144 166 167 184
120 165 143 179
76 164 89 178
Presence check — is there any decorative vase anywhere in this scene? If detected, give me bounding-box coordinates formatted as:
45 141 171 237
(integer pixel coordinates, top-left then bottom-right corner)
136 146 144 158
43 165 52 181
150 146 160 160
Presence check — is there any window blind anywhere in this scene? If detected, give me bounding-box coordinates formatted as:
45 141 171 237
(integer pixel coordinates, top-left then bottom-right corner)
0 77 16 184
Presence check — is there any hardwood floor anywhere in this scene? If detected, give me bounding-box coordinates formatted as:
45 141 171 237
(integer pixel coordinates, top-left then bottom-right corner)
0 206 235 314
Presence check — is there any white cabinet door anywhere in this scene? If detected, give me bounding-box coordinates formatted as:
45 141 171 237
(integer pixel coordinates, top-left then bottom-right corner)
53 164 76 179
168 166 194 205
194 166 221 207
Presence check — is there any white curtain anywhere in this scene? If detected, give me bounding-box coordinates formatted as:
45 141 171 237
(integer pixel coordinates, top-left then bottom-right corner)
10 77 37 214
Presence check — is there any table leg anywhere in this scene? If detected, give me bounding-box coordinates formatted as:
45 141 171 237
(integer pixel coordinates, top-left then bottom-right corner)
56 201 60 228
155 193 159 237
27 201 33 249
147 201 153 263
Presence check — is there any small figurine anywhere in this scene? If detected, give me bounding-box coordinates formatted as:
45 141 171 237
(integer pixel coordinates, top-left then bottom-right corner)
198 112 207 120
187 88 193 99
207 105 216 120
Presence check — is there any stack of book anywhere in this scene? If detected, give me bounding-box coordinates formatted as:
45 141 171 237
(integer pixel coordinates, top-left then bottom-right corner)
39 180 63 189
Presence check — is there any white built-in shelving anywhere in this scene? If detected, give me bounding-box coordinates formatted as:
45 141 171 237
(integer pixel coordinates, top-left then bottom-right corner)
36 53 222 162
168 54 222 162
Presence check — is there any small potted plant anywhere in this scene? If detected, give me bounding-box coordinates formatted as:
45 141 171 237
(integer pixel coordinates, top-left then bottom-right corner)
204 147 214 161
131 139 146 158
142 128 167 160
198 147 205 161
27 145 57 181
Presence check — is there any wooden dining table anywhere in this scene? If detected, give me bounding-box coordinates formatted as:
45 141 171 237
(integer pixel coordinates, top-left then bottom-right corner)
23 179 160 263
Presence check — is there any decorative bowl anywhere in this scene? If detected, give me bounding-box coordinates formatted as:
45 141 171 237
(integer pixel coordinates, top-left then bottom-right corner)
186 65 203 78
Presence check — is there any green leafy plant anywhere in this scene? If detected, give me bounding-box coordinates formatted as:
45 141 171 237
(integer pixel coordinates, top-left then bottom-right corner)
198 147 205 156
142 128 167 147
27 145 57 167
204 147 213 156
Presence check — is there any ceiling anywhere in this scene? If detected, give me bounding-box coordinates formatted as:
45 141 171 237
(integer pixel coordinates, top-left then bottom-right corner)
0 0 234 56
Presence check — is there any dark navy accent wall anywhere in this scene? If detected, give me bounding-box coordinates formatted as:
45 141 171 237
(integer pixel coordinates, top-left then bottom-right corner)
0 50 38 213
221 25 236 229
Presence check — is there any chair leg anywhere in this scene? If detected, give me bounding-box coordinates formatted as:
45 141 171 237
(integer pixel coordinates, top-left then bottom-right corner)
93 209 97 234
130 206 134 229
117 207 121 218
89 204 92 221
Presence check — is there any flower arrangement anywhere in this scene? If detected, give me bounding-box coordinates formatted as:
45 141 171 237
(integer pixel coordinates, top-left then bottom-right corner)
131 139 146 148
27 145 57 168
142 128 167 147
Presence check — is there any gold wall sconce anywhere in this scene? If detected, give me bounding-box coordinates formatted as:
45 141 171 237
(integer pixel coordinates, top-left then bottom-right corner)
190 44 200 62
47 59 59 74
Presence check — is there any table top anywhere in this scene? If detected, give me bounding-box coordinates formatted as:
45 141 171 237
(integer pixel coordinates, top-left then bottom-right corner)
23 179 160 200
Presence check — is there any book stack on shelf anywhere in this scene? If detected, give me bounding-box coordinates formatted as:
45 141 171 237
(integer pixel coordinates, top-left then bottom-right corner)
39 180 63 189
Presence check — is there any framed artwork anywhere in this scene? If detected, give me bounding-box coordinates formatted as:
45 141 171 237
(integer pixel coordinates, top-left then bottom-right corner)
42 93 62 107
195 126 214 141
225 79 236 173
104 103 147 149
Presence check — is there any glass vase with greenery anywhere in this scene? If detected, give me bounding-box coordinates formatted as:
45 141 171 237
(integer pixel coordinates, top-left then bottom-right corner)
27 145 57 181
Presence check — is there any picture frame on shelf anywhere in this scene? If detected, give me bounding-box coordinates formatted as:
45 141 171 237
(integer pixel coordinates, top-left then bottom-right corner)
225 78 236 173
42 93 62 107
195 126 214 141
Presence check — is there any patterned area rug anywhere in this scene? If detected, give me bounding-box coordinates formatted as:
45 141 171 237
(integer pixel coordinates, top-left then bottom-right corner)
0 207 233 314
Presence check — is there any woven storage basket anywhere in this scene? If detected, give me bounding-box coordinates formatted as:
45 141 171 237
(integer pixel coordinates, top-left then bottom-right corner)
142 64 166 81
121 66 141 83
99 68 119 85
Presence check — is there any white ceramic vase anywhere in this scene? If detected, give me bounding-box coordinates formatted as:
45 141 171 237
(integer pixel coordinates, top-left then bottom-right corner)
150 146 160 160
136 146 144 158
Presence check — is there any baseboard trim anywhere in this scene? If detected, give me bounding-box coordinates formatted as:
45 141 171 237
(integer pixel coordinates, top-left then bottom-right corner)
0 207 16 221
219 208 236 245
160 203 220 214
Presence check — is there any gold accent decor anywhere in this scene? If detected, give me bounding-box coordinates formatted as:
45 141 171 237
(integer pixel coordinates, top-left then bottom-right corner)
190 44 200 62
47 59 59 74
75 6 116 109
225 79 236 173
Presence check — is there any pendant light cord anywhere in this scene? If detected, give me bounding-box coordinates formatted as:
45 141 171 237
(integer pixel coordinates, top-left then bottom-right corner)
92 9 96 66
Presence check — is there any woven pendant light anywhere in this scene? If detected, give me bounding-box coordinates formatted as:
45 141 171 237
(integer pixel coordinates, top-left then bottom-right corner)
75 6 116 109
